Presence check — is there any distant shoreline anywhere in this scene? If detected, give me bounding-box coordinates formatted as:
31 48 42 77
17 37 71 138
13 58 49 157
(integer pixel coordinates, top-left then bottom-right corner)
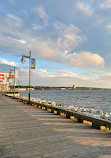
18 88 103 92
10 86 109 92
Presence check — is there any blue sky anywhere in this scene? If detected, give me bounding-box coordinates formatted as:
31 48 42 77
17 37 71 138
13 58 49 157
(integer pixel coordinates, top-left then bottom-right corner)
0 0 111 88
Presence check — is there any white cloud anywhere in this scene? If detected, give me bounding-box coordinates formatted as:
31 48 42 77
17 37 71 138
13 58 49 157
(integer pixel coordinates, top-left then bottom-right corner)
0 15 104 69
54 22 84 51
106 24 111 30
53 68 89 79
105 23 111 34
6 14 22 26
63 51 104 68
0 16 57 60
0 58 19 66
19 66 108 87
32 6 48 24
100 75 111 80
75 2 93 16
32 24 44 30
19 66 89 80
100 0 111 9
14 39 26 44
38 7 47 22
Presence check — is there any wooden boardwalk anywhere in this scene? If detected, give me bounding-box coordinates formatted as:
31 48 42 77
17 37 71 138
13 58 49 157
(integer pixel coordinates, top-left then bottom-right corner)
0 94 111 158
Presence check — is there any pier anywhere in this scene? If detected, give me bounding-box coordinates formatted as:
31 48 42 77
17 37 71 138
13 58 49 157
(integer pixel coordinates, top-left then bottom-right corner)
0 94 111 158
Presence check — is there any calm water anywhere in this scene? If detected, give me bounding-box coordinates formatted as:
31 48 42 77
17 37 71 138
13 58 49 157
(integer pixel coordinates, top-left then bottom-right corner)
20 89 111 113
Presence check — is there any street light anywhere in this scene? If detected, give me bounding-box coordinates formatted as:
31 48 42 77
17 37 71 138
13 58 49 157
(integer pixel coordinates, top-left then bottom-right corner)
21 57 25 63
21 51 31 103
10 66 15 97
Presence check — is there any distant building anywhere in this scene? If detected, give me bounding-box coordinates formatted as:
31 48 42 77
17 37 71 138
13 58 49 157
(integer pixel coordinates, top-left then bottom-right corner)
0 72 10 91
15 88 27 92
61 88 66 90
73 84 76 89
27 88 34 91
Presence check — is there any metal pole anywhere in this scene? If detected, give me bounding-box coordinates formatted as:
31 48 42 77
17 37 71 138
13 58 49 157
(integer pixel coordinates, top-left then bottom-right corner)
29 51 31 103
6 74 7 94
14 66 15 97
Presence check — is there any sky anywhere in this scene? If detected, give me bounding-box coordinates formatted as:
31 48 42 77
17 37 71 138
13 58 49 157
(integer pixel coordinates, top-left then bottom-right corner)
0 0 111 88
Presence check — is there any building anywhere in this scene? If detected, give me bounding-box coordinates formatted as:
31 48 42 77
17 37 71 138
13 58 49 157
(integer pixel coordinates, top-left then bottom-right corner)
73 84 76 89
0 71 18 91
0 73 10 91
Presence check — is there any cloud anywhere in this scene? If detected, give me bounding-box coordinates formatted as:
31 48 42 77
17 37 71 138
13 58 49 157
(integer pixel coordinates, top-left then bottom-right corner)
105 23 111 34
106 24 111 33
75 2 93 17
32 6 48 24
19 66 88 80
6 14 22 26
100 0 111 9
0 14 56 59
32 24 44 30
106 24 111 29
100 75 111 81
0 14 104 69
54 22 84 51
63 52 104 68
0 58 19 66
18 66 107 87
14 39 26 44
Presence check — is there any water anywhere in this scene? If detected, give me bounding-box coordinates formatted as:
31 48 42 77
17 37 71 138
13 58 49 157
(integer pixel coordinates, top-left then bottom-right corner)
20 89 111 113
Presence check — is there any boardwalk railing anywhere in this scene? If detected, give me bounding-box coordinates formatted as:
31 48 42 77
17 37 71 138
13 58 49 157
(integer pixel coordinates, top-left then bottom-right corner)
4 94 111 130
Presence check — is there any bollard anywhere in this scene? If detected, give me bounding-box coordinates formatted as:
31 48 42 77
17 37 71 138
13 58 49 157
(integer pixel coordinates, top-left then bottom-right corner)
70 116 75 120
87 121 92 126
83 120 87 124
42 107 45 110
60 112 64 116
54 110 57 114
100 126 106 130
47 108 51 112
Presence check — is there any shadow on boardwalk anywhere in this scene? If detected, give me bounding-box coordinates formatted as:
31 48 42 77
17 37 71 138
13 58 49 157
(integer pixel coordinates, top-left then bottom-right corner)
0 94 111 158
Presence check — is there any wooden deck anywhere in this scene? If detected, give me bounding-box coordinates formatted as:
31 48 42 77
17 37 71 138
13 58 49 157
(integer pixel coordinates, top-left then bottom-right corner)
0 94 111 158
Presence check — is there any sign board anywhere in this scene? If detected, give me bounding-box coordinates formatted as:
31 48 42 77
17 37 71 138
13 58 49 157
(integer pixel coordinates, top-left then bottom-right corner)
0 77 4 80
9 72 14 78
9 71 18 78
0 73 9 84
31 58 36 69
0 74 4 76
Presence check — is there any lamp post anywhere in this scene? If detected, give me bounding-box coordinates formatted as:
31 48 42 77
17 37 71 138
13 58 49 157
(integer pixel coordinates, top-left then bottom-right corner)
21 51 31 103
10 66 15 97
